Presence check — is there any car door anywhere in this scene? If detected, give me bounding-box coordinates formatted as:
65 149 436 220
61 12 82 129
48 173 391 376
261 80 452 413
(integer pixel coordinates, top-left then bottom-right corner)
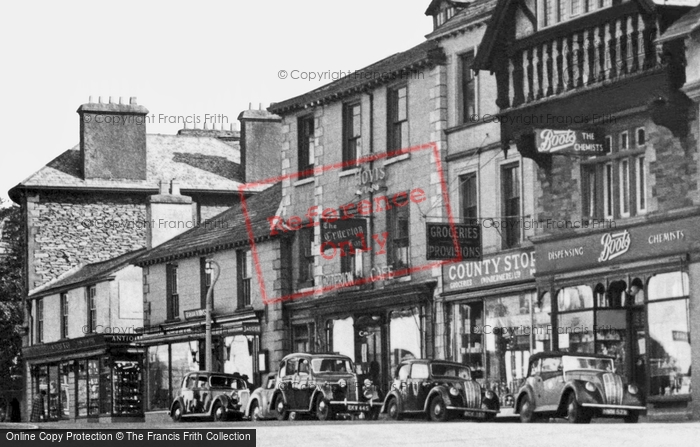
410 363 431 411
233 378 250 410
198 375 211 414
293 358 312 410
527 359 546 411
262 373 277 416
539 357 564 411
278 359 295 408
394 363 411 410
181 374 195 415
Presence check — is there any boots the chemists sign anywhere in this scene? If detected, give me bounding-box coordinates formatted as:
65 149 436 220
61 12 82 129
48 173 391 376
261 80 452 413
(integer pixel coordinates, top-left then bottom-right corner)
535 129 609 155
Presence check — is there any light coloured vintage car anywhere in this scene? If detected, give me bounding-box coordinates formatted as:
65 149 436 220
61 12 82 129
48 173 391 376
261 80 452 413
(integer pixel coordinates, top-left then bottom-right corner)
515 352 646 423
245 371 278 421
170 372 251 422
381 359 500 422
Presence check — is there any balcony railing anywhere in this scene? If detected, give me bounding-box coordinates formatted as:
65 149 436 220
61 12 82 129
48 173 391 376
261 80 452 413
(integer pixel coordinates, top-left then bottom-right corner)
499 11 661 110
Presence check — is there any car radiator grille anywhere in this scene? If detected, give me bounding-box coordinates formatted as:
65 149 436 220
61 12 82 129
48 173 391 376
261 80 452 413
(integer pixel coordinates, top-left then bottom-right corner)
602 373 623 405
346 381 358 400
463 381 481 409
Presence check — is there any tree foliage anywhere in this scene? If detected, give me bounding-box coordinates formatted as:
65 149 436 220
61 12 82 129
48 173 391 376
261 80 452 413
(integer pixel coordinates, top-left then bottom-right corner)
0 200 24 391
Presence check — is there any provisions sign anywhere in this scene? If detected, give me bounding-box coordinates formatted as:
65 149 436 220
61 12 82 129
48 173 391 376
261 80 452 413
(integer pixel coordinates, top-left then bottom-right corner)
426 223 481 261
535 129 608 155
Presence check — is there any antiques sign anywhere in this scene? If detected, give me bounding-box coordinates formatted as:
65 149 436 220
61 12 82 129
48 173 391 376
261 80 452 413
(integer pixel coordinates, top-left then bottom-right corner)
426 223 481 260
535 129 608 156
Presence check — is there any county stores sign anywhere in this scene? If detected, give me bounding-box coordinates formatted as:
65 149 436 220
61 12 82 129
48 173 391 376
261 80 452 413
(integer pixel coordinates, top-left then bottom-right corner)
442 248 536 293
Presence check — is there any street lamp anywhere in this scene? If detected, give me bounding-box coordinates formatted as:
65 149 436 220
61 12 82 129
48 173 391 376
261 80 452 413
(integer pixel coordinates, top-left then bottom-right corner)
205 259 221 371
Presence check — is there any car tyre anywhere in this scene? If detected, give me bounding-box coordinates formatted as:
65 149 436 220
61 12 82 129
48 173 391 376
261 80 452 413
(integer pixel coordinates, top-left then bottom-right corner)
316 397 334 421
623 412 639 424
363 406 380 421
212 402 227 422
519 395 537 423
566 393 591 424
171 403 183 423
429 396 450 422
386 398 402 421
274 394 288 421
249 400 261 421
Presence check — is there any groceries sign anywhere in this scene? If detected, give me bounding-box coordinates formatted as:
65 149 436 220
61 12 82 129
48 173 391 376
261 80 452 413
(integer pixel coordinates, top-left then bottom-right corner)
426 223 481 261
535 129 608 156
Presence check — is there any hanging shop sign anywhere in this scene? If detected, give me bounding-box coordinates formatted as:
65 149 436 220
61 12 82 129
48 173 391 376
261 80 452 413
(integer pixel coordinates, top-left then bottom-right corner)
321 218 368 251
442 248 535 292
536 214 700 275
184 308 207 320
426 223 481 260
535 129 608 156
242 323 262 336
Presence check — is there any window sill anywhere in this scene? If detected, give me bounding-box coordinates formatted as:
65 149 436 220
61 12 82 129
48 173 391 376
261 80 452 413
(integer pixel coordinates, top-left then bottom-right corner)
293 177 315 187
384 153 410 167
338 168 359 178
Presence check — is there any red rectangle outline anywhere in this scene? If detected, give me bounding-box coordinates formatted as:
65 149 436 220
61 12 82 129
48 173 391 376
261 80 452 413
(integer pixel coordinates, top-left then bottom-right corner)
240 142 464 305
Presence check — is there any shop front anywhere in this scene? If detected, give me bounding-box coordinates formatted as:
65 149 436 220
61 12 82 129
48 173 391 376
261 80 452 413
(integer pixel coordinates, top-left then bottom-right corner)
534 211 700 418
140 309 263 414
285 281 437 394
441 247 546 404
23 334 144 422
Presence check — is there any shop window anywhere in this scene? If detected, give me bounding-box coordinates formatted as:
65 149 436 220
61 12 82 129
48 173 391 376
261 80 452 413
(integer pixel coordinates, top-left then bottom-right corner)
58 362 71 419
533 292 552 352
60 293 68 339
460 173 478 224
237 250 252 308
331 317 355 360
557 285 593 311
147 345 170 411
557 310 594 353
298 115 315 179
224 335 253 379
343 102 361 169
34 365 48 420
36 298 44 343
293 323 314 353
87 359 99 416
646 271 690 396
297 228 315 288
166 264 179 320
501 163 521 248
593 283 606 307
171 342 201 402
605 280 628 308
77 360 88 416
461 52 477 123
390 308 421 373
112 360 142 415
387 84 408 155
387 197 410 270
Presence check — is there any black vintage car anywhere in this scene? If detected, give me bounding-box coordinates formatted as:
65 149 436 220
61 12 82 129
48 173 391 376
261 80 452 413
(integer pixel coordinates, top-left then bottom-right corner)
515 352 646 423
270 353 377 421
381 359 500 422
170 372 251 422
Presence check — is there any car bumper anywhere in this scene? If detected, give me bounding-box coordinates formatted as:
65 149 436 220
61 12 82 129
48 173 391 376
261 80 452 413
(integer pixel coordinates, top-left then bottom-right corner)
581 404 646 410
329 400 373 413
446 406 499 418
581 403 646 417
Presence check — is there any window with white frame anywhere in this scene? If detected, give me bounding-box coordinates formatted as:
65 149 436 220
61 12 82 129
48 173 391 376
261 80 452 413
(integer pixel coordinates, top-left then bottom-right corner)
636 156 647 213
539 0 615 29
604 162 614 219
619 158 630 217
636 127 646 147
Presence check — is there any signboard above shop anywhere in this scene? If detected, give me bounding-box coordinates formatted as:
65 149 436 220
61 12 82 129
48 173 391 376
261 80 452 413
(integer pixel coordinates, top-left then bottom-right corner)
321 218 368 250
426 223 481 261
442 248 536 293
535 129 609 156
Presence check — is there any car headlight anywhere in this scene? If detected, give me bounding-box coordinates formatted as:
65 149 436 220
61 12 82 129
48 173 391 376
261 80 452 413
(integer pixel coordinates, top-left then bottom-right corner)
484 390 495 400
363 388 374 399
504 395 514 407
628 384 639 395
338 379 347 388
449 387 460 397
585 382 596 393
364 378 372 388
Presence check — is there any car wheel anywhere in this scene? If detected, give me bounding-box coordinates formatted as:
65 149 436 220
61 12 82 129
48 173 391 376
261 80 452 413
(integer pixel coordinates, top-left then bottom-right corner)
249 400 261 421
363 407 380 421
274 394 288 421
386 398 402 421
519 396 536 423
316 397 334 421
171 403 183 423
566 393 591 424
624 412 639 424
429 396 450 422
212 402 227 422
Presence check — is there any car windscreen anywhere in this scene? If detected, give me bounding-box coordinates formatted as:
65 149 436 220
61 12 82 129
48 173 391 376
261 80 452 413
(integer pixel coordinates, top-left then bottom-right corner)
209 376 242 388
430 363 471 379
562 356 614 373
311 358 353 374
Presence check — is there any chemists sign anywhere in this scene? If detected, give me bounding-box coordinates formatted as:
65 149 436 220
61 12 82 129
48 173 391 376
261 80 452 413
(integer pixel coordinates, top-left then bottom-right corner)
535 129 608 155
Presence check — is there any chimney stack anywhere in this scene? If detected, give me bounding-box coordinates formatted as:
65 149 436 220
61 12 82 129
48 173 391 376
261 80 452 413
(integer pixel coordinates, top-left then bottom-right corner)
146 179 195 249
238 106 282 183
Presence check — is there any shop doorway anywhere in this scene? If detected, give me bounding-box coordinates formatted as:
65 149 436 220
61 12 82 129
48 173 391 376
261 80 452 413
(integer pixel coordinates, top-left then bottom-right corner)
354 315 384 390
629 307 647 393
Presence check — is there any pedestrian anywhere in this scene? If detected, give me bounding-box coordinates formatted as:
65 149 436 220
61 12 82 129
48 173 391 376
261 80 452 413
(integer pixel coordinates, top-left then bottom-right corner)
30 390 46 422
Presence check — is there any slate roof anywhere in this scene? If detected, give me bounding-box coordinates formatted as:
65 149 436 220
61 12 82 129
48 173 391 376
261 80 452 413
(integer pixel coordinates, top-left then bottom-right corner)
9 133 251 202
658 4 700 42
268 40 445 114
135 182 283 265
29 248 147 298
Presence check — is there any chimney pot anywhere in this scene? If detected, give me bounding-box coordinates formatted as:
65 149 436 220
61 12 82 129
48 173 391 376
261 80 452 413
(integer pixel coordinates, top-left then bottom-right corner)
119 97 124 105
99 96 103 104
249 102 252 110
170 180 181 195
130 97 137 105
89 95 93 103
159 180 169 195
259 103 262 110
204 122 209 130
109 96 113 104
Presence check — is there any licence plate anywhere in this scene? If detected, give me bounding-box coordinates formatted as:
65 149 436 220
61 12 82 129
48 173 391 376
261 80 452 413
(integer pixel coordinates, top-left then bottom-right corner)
347 404 370 412
602 408 628 416
464 410 485 418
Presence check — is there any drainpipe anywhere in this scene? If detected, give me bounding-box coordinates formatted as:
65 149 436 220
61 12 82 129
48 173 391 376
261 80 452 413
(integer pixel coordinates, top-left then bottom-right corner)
205 260 221 371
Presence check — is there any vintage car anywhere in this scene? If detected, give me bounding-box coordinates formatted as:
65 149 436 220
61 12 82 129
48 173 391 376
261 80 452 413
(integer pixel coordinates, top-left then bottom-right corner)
515 352 646 423
381 359 500 422
269 353 378 421
245 371 278 421
170 371 251 422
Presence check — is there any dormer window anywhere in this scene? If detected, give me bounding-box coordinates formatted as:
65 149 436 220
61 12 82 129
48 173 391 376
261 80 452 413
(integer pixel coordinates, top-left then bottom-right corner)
538 0 614 29
432 2 456 29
